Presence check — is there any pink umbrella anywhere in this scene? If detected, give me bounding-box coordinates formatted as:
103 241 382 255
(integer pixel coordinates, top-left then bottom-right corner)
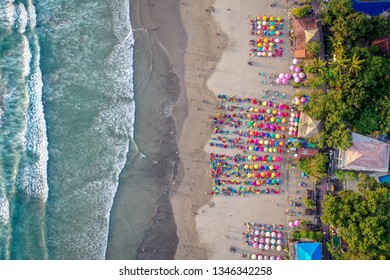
292 58 299 65
284 73 291 79
253 242 259 248
276 78 281 84
288 221 295 228
298 72 305 79
293 72 298 78
268 52 273 57
294 77 301 83
282 78 287 85
258 255 264 260
275 38 280 43
263 47 268 52
277 232 283 238
259 237 265 244
294 67 301 73
271 231 277 237
294 220 301 226
289 65 295 71
300 97 307 103
276 256 282 260
279 73 284 79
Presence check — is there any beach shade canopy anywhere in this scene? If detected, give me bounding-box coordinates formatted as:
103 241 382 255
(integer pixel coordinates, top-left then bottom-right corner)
259 243 265 249
271 245 276 250
276 78 281 84
293 72 298 78
294 220 301 226
294 77 301 83
271 239 276 244
277 232 283 239
299 72 305 79
270 256 276 260
277 239 283 245
292 58 299 65
295 67 301 73
295 243 322 260
268 52 273 57
277 16 282 21
251 254 257 260
279 73 284 79
264 255 269 260
289 65 295 71
253 242 259 248
282 78 288 84
260 237 265 243
276 245 282 251
264 244 270 250
276 256 282 260
288 221 295 228
284 73 291 79
258 255 263 260
266 231 271 237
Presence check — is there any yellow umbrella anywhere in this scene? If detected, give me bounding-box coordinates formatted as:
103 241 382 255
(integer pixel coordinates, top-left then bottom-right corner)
270 26 275 30
277 16 282 21
270 16 274 21
263 38 269 43
263 16 267 21
275 31 280 35
254 108 259 113
257 42 262 47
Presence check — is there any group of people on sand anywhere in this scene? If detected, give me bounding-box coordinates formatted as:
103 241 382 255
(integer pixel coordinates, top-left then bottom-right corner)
208 96 294 196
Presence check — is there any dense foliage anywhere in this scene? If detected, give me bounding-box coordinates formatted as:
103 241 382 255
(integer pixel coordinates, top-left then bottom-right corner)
322 176 390 259
292 5 313 18
301 0 390 149
297 154 329 183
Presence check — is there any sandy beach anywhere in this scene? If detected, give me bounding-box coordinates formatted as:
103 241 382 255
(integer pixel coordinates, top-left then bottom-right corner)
147 0 299 259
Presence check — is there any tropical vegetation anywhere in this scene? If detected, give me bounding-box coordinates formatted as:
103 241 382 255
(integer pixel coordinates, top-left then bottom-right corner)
321 174 390 259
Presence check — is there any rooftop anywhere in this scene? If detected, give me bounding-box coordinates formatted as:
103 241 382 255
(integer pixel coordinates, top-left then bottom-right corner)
338 133 390 173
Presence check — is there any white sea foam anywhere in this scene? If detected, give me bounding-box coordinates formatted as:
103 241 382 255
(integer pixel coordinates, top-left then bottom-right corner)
87 0 135 257
15 3 28 34
27 0 36 29
21 35 32 78
0 195 10 224
17 33 49 201
0 0 15 31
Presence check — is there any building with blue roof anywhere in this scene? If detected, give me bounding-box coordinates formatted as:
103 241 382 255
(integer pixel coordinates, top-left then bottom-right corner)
295 242 322 260
352 0 390 16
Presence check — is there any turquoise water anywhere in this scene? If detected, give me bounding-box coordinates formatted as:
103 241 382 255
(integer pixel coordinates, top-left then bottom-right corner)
0 0 136 259
0 0 179 260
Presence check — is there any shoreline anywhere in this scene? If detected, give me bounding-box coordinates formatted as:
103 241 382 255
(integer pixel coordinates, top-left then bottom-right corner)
145 0 227 259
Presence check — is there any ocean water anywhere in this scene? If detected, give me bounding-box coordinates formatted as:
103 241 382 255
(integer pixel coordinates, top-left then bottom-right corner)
0 0 179 259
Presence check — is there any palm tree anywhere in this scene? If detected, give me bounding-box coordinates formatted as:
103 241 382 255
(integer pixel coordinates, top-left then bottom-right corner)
313 58 327 74
348 53 365 76
330 56 350 76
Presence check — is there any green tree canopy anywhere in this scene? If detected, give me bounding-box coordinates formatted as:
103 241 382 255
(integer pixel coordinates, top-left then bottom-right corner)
322 186 390 259
297 153 329 183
